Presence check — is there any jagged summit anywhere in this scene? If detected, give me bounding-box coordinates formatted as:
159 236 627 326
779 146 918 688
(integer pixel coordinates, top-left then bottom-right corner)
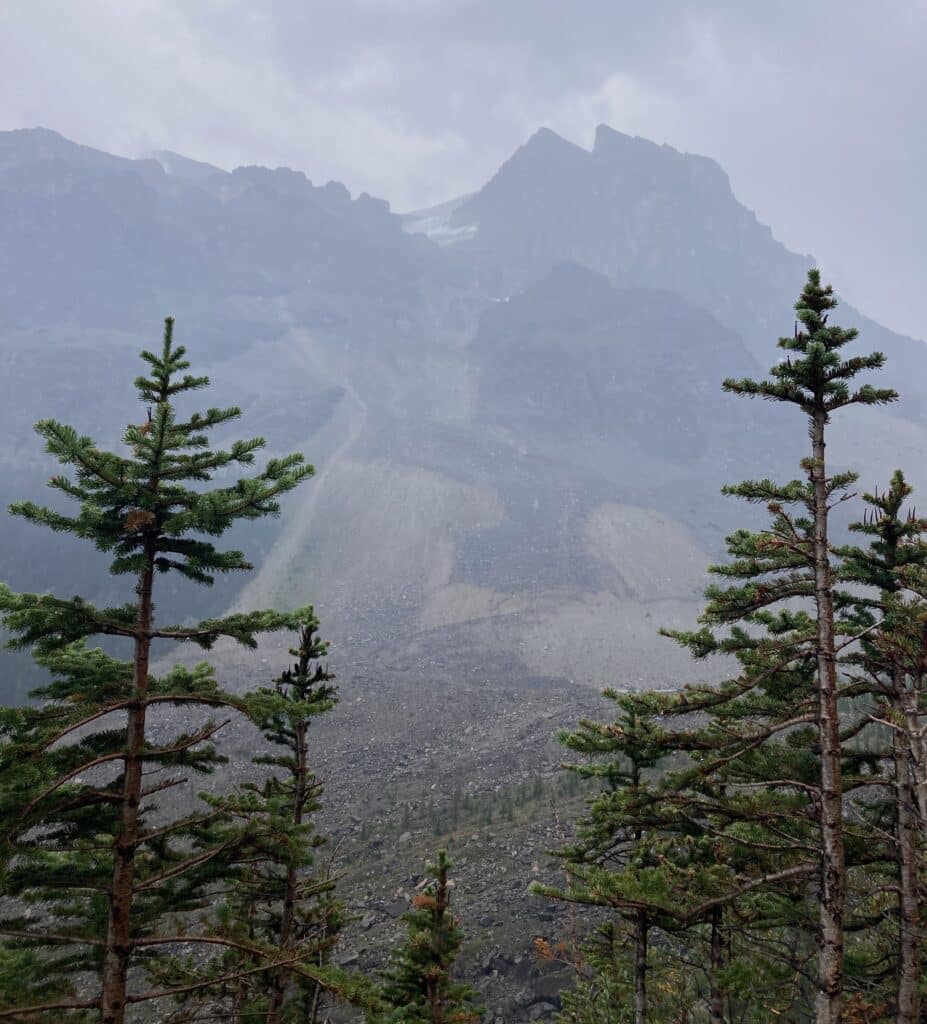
591 122 733 198
449 121 807 354
519 125 588 157
0 126 437 329
471 125 590 199
466 122 732 201
0 125 142 174
147 148 226 183
592 122 635 151
592 122 707 162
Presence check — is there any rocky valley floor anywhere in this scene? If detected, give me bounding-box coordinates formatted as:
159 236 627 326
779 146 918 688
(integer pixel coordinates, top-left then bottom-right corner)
215 659 610 1022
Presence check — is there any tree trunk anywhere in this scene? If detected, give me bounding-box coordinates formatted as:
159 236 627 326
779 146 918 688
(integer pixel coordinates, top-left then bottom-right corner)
894 677 920 1024
265 719 309 1024
307 978 323 1024
810 411 845 1024
634 910 648 1024
904 631 927 828
709 906 725 1024
100 555 155 1024
230 977 247 1024
903 696 927 827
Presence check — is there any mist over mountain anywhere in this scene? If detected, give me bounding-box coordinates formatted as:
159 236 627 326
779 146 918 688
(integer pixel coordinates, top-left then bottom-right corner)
447 125 805 353
2 122 926 701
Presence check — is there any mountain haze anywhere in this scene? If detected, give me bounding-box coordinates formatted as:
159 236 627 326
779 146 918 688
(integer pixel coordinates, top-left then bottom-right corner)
2 123 926 699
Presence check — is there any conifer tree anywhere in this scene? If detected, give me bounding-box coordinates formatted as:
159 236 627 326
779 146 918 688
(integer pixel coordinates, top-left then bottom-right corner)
839 471 927 1023
537 686 818 1021
540 269 897 1023
535 696 667 1024
373 850 480 1024
159 612 350 1024
719 267 896 1022
0 643 247 1023
548 921 633 1024
0 318 316 1024
251 614 342 1024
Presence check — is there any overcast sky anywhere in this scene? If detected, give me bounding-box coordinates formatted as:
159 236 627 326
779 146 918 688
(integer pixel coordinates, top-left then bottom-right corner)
4 2 925 338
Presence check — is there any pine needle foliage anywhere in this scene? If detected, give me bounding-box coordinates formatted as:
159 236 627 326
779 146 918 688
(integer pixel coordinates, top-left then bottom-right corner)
157 612 359 1024
0 318 315 1024
838 471 927 1023
373 851 481 1024
540 270 900 1023
243 613 343 1024
710 267 895 1023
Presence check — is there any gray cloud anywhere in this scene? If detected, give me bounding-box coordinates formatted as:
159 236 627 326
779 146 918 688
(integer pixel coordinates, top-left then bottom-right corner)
2 2 925 338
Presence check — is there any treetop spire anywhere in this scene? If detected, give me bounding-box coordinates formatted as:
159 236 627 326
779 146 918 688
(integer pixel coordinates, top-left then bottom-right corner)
723 267 897 417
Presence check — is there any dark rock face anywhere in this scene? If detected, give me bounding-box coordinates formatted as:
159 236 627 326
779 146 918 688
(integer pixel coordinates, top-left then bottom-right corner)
0 126 449 329
146 149 225 183
451 124 808 356
472 261 768 471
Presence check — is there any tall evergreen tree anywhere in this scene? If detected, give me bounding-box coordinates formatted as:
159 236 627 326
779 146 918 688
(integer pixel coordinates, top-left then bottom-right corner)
540 269 898 1023
158 612 350 1024
373 850 481 1024
0 318 315 1023
251 614 342 1024
720 267 896 1022
840 471 927 1023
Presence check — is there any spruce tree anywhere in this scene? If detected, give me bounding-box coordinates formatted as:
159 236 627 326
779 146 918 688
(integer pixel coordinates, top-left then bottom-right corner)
539 269 897 1022
720 267 896 1022
374 850 480 1024
0 318 315 1023
537 686 818 1021
534 696 669 1024
839 471 927 1023
0 644 248 1023
548 922 632 1024
158 612 351 1024
251 614 342 1024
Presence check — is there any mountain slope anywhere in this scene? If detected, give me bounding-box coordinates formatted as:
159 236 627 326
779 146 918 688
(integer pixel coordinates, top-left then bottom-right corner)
0 127 453 331
446 125 805 344
471 261 768 472
422 124 927 412
1 124 926 699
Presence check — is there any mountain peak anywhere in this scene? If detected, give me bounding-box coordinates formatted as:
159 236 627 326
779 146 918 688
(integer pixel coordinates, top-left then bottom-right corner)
592 123 657 157
592 122 731 196
0 126 143 177
1 126 79 160
453 126 588 221
524 125 582 149
7 125 66 142
526 259 615 300
147 149 225 183
516 126 589 164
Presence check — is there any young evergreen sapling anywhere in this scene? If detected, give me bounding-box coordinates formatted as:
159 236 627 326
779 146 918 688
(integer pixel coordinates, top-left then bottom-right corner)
164 613 349 1024
375 850 480 1024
